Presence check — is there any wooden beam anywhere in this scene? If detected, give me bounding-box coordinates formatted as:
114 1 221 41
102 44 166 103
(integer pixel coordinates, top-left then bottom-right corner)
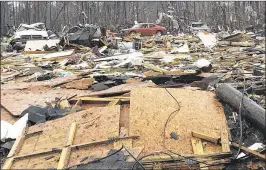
14 149 62 159
191 137 208 169
57 122 77 169
72 96 116 102
191 137 204 154
71 136 140 149
192 131 220 144
7 135 25 158
108 99 120 106
66 122 77 147
220 123 231 153
72 96 130 102
57 147 71 169
231 142 266 161
2 158 14 169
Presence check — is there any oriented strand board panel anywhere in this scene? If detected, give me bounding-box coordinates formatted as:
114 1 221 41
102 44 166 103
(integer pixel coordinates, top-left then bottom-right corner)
18 128 66 156
1 86 90 116
129 88 227 155
69 143 114 166
25 106 120 146
11 106 120 169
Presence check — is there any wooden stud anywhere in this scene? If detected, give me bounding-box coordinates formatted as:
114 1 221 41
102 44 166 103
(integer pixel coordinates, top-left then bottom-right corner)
57 147 71 169
71 96 130 102
7 136 25 158
57 122 77 169
220 124 231 152
66 122 77 147
231 142 266 160
13 149 62 159
191 137 204 154
2 158 14 169
192 131 220 144
108 99 120 106
71 136 140 149
72 97 116 102
191 137 208 169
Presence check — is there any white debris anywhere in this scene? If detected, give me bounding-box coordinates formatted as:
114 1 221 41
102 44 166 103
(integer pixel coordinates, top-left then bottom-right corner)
197 31 217 49
1 121 12 141
118 42 134 50
194 58 211 68
160 56 176 63
1 113 28 141
237 143 265 159
99 46 108 53
170 42 189 53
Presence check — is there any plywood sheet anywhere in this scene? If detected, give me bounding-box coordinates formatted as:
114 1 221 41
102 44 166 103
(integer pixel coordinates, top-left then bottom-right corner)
1 85 90 116
11 106 120 168
129 88 227 155
25 106 120 145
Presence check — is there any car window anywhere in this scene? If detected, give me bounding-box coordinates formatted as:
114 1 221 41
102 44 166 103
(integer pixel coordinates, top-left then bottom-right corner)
192 24 204 27
132 24 141 28
141 24 148 28
149 24 155 28
68 27 80 33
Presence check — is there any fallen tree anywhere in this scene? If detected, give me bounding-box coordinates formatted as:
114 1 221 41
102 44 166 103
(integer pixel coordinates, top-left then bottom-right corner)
216 83 265 133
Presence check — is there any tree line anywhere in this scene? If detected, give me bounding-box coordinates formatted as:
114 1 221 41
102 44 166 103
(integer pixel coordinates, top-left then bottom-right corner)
1 1 265 35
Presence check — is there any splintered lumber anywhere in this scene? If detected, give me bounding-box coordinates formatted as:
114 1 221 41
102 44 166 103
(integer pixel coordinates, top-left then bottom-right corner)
57 122 77 169
231 142 266 161
220 123 231 153
218 41 254 47
7 136 25 158
191 137 208 169
2 158 14 169
216 84 265 132
192 131 220 144
142 152 232 162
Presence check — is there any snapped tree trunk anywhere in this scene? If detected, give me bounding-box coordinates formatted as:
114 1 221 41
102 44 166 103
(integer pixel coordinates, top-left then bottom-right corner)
216 83 266 133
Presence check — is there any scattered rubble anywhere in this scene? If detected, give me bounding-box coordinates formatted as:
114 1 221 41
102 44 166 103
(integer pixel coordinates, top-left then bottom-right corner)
1 22 265 170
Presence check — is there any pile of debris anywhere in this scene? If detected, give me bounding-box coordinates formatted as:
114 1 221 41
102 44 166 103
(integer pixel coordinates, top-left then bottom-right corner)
1 26 265 169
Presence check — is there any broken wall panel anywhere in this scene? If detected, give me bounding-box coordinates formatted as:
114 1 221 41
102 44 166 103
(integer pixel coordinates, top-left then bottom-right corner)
129 88 228 155
5 106 121 169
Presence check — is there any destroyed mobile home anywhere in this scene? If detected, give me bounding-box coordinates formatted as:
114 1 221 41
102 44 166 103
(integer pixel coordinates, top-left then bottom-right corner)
1 5 266 170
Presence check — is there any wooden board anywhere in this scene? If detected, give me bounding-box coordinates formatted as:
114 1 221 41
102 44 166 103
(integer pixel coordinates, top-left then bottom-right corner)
88 82 155 96
129 88 228 155
12 152 60 169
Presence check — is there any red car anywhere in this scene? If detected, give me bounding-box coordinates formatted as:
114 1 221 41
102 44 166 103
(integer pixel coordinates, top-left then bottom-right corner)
121 23 166 36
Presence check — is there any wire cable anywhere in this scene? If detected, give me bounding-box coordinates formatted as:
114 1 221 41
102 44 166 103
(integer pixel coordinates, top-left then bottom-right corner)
66 146 124 169
122 144 145 170
163 88 181 149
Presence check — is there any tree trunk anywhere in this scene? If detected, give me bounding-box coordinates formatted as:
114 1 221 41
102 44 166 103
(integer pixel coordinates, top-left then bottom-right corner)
216 84 266 133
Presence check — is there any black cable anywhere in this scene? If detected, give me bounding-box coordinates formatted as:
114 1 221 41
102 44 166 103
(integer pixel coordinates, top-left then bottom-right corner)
131 151 192 170
66 146 124 169
123 144 145 170
163 88 181 149
168 150 209 165
234 76 246 159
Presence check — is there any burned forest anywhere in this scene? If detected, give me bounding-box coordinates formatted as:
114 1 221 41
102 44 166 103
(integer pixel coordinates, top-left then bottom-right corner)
0 1 265 170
